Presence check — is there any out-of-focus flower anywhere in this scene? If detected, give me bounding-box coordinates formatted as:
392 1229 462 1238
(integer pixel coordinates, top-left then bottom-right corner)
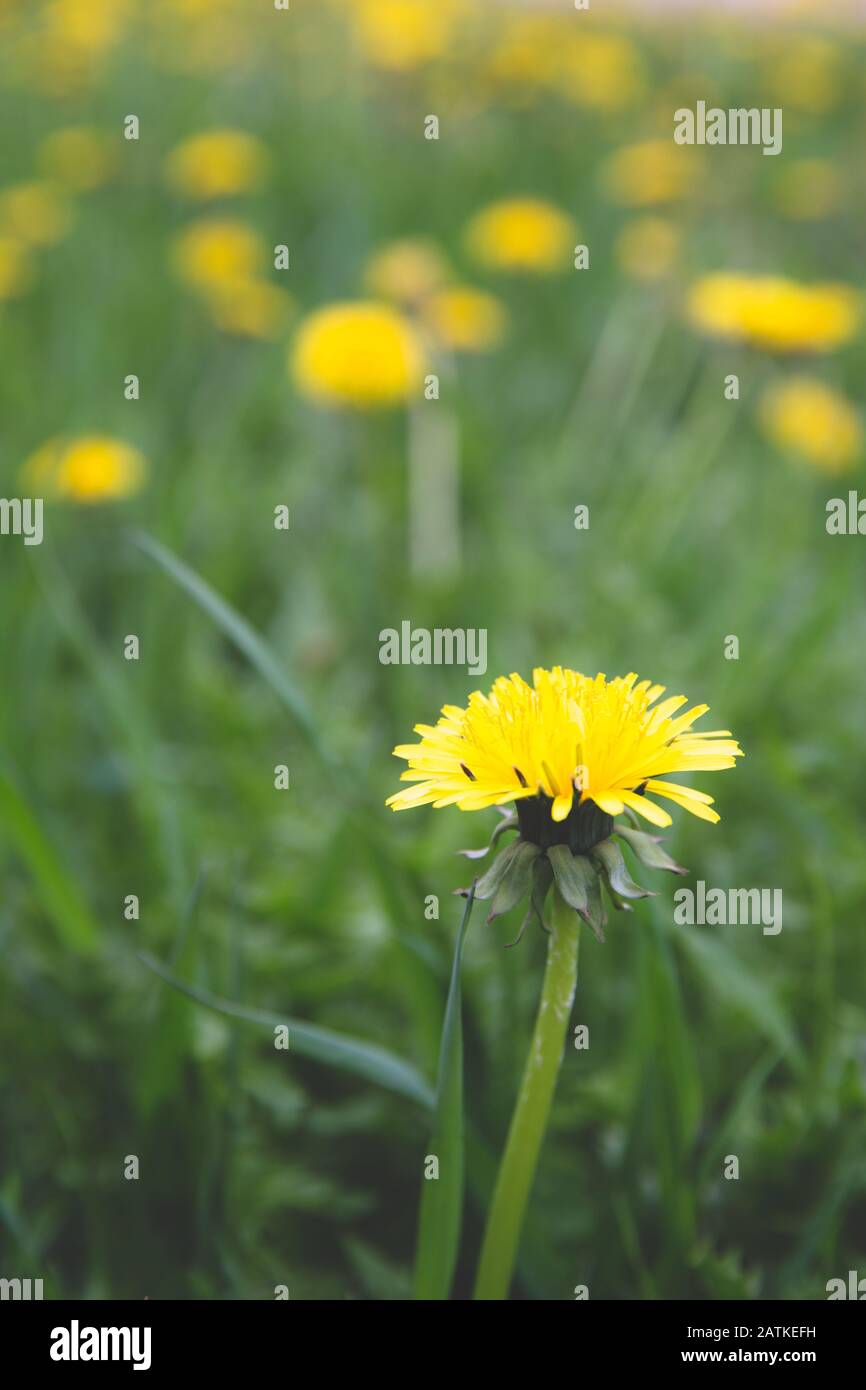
206 279 293 340
759 377 861 473
0 182 74 247
615 217 681 284
364 238 450 306
17 0 132 95
146 0 251 75
775 160 843 222
171 218 265 291
556 32 645 111
486 16 565 91
601 140 700 207
291 301 425 408
686 273 860 354
465 198 576 275
38 126 117 191
352 0 461 71
421 285 507 353
764 36 841 114
23 435 146 503
0 237 34 299
165 130 268 200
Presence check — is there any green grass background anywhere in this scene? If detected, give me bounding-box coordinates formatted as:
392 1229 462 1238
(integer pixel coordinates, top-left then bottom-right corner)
1 1 865 1299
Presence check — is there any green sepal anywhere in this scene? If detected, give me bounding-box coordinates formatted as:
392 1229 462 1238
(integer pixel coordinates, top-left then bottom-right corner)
547 844 606 943
487 841 541 924
613 824 688 876
457 838 521 901
591 838 656 900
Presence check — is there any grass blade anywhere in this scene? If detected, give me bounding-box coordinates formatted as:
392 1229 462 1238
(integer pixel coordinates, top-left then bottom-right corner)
131 531 335 772
412 884 476 1299
137 950 434 1110
0 767 98 956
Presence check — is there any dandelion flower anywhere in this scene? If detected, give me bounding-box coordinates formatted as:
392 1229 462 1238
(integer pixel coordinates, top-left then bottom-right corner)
38 127 116 191
759 376 861 473
0 182 74 248
165 130 268 200
364 238 450 306
23 436 146 503
465 198 576 275
601 140 699 207
615 217 681 284
352 0 461 71
171 218 266 292
687 273 860 354
290 301 425 409
389 667 741 831
207 279 293 340
0 237 34 299
556 33 645 112
421 285 507 353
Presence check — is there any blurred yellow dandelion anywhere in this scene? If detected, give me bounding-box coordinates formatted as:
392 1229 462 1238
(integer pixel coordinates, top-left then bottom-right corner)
601 140 700 207
0 182 74 248
557 33 645 112
291 301 425 408
171 217 265 292
0 237 34 299
207 279 293 341
465 197 576 275
421 285 506 353
364 238 450 306
615 217 681 284
165 129 268 200
38 126 117 191
759 377 862 473
23 435 146 503
687 273 860 354
352 0 461 71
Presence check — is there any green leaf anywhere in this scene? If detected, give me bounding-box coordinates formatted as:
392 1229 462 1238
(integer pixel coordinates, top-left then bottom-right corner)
0 767 98 956
413 885 476 1300
591 838 655 900
137 950 434 1109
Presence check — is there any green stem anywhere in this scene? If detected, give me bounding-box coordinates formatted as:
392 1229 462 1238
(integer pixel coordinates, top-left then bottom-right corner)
474 889 580 1300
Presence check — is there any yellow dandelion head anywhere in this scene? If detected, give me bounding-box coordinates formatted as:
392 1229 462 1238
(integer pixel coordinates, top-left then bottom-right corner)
0 236 34 300
601 140 700 208
352 0 461 71
759 376 862 474
290 301 426 409
23 435 146 503
615 217 681 284
206 279 294 340
171 217 265 291
556 32 645 112
686 273 860 354
363 238 451 306
0 181 74 247
165 129 268 200
388 668 742 835
465 198 576 275
38 126 117 191
421 285 507 353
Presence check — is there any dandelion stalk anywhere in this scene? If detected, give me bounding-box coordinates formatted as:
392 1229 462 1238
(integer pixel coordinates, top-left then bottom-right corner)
474 888 580 1300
